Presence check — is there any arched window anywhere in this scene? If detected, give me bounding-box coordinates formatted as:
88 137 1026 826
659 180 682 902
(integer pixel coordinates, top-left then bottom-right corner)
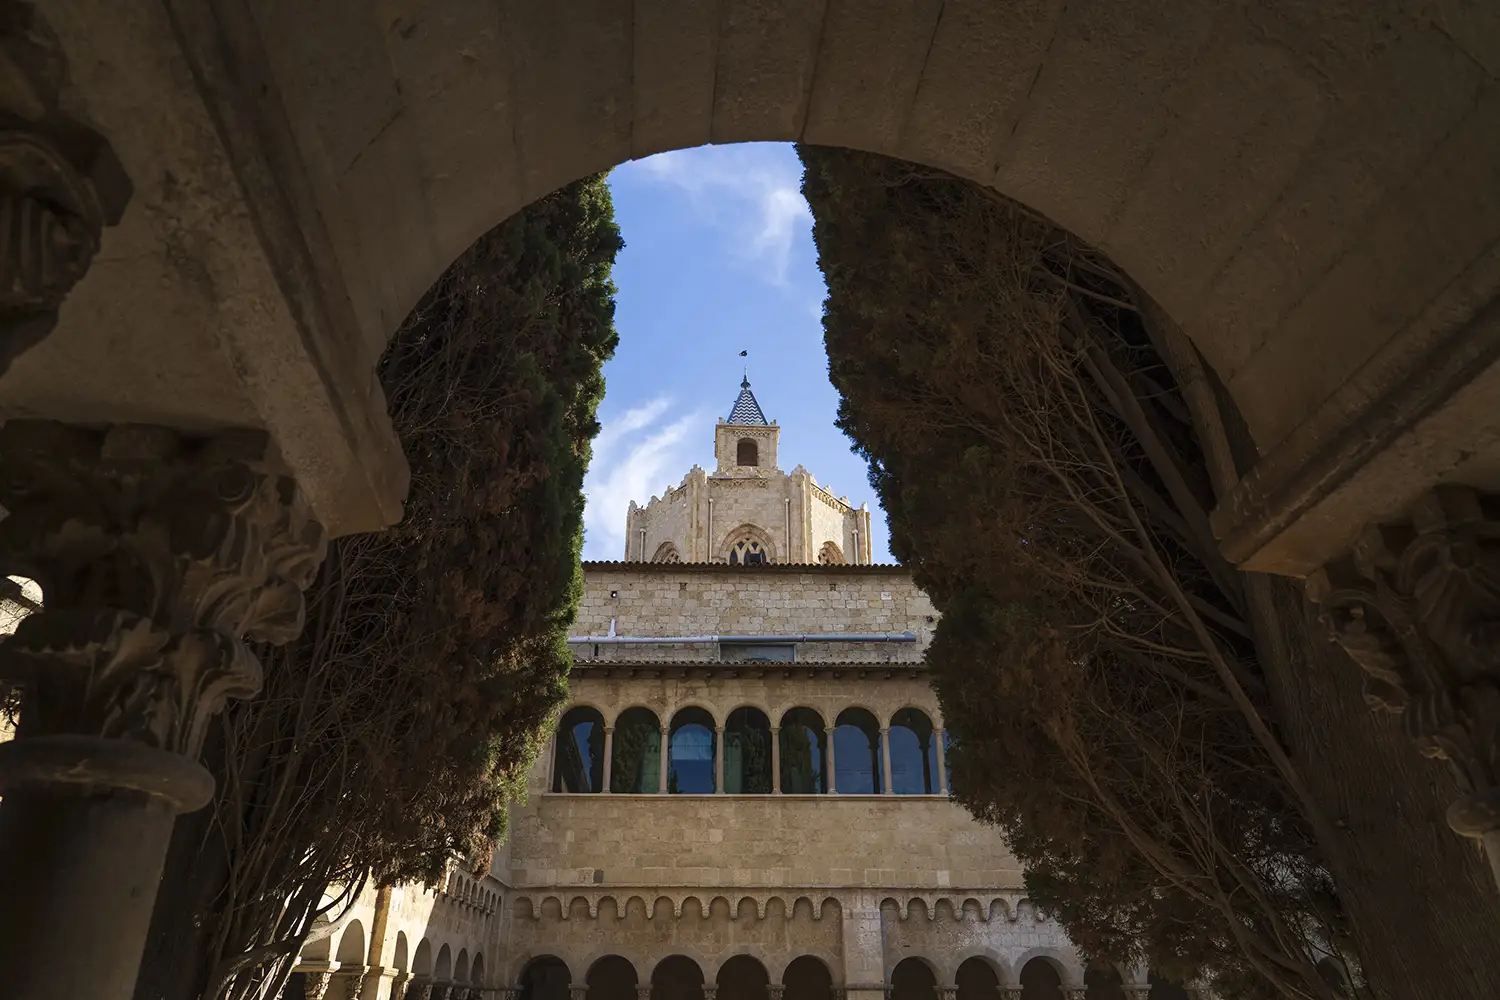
890 958 937 1000
817 541 845 565
1084 967 1126 1000
956 958 1000 1000
718 955 770 1000
1020 959 1064 1000
729 538 767 565
736 438 758 466
721 524 775 565
588 956 639 1000
724 707 772 793
668 707 717 793
888 708 940 794
779 708 827 794
782 956 833 1000
651 541 681 563
611 707 662 793
833 707 882 794
552 706 605 792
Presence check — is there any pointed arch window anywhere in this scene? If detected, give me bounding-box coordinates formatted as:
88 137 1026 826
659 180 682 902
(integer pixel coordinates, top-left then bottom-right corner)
651 541 681 563
817 541 845 565
729 538 767 565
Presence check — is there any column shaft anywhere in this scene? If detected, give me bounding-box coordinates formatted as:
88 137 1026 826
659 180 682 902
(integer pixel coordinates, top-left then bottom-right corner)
770 727 781 794
658 728 670 793
880 729 894 794
825 728 837 794
715 726 725 793
934 729 948 795
602 726 614 793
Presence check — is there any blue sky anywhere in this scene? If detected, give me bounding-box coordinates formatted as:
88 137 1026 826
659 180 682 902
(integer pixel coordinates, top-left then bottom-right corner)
581 143 892 563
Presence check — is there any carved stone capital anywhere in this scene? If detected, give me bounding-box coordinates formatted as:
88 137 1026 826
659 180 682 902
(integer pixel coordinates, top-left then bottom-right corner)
1307 485 1500 839
304 972 332 1000
700 988 717 1000
0 422 326 808
405 980 433 1000
767 986 785 1000
0 3 131 376
636 986 653 1000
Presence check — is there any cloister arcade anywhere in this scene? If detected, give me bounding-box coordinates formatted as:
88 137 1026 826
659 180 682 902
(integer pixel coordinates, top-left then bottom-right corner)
508 953 1198 1000
549 704 949 797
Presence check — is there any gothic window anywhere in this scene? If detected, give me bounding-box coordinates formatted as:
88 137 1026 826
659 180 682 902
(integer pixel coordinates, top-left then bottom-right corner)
817 541 845 565
728 538 767 565
551 706 604 793
736 438 759 467
651 541 681 563
833 707 883 794
668 707 717 793
779 708 827 794
888 708 940 794
610 707 662 793
724 707 772 793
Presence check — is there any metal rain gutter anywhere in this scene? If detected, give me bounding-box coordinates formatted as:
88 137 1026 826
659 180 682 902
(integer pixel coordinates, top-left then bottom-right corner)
566 632 917 645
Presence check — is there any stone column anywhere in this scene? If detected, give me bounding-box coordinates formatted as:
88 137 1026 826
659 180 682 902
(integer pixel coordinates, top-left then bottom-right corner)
602 725 614 793
939 988 958 1000
702 986 718 1000
767 986 785 1000
770 726 782 793
569 985 589 1000
715 725 726 793
1306 485 1500 890
659 726 670 793
826 727 838 793
934 729 948 795
636 986 653 1000
0 423 327 1000
880 728 893 794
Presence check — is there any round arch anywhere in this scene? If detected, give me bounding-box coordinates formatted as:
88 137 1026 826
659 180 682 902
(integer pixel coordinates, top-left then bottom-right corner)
611 706 663 794
587 955 639 1000
723 706 772 794
553 705 606 793
650 954 706 1000
392 932 410 974
668 706 717 794
888 707 939 795
413 940 433 979
335 920 365 967
890 957 938 1000
783 956 834 1000
519 956 572 1000
1083 966 1127 1000
434 944 453 983
833 707 883 794
1017 955 1069 1000
717 954 770 1000
472 953 486 988
956 956 1003 1000
455 949 471 984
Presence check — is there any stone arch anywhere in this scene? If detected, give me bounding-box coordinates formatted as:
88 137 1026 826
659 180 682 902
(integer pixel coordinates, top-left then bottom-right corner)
776 707 827 794
783 955 834 1000
651 541 682 563
650 954 706 1000
414 940 433 978
817 541 845 565
888 707 940 794
890 956 939 1000
720 523 776 565
519 955 572 1000
668 706 718 793
587 954 639 1000
833 706 883 794
553 705 606 793
456 949 471 984
724 705 772 794
953 951 1010 987
717 954 771 1000
1084 965 1128 1000
1017 953 1072 1000
472 953 486 988
736 438 759 467
956 956 1005 1000
335 919 365 966
435 944 453 983
393 932 410 973
612 705 663 793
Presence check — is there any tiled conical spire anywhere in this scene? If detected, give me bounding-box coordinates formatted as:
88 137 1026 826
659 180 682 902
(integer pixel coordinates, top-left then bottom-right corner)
727 375 769 425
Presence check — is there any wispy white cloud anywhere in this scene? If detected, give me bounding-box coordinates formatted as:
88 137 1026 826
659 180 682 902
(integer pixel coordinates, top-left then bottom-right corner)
617 145 812 286
583 397 706 560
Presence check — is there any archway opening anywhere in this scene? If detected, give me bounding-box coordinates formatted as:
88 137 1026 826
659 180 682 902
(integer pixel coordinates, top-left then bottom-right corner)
783 956 833 1000
612 706 663 793
521 956 571 1000
725 707 773 794
737 438 759 467
651 955 705 1000
413 940 433 980
956 958 1000 1000
833 707 882 794
717 955 770 1000
335 920 365 967
779 708 827 794
588 955 639 1000
1019 959 1064 1000
1084 966 1126 1000
669 707 717 793
393 932 409 974
456 949 471 984
472 954 486 988
434 945 453 984
890 958 937 1000
552 705 605 793
1148 972 1193 1000
888 708 938 795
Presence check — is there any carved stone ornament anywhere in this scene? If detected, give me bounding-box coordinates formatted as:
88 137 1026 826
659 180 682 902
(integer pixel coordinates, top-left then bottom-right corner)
304 973 333 1000
0 3 131 376
636 986 653 1000
766 987 785 1000
341 970 369 1000
405 981 433 1000
0 422 326 808
1307 485 1500 840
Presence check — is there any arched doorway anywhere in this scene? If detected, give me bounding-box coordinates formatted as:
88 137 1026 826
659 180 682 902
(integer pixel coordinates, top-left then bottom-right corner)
955 958 1000 1000
668 707 717 793
778 708 827 794
782 956 833 1000
1084 966 1126 1000
833 708 882 794
887 708 939 794
612 706 663 793
553 706 605 792
1019 959 1064 1000
890 958 937 1000
521 956 571 1000
651 955 705 1000
588 955 639 1000
724 707 772 793
717 955 769 1000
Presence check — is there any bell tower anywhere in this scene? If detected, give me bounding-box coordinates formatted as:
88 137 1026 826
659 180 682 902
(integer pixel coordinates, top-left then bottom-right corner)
715 376 779 475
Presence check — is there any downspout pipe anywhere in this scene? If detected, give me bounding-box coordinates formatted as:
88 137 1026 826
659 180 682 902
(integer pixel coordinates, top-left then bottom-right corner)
566 632 917 645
